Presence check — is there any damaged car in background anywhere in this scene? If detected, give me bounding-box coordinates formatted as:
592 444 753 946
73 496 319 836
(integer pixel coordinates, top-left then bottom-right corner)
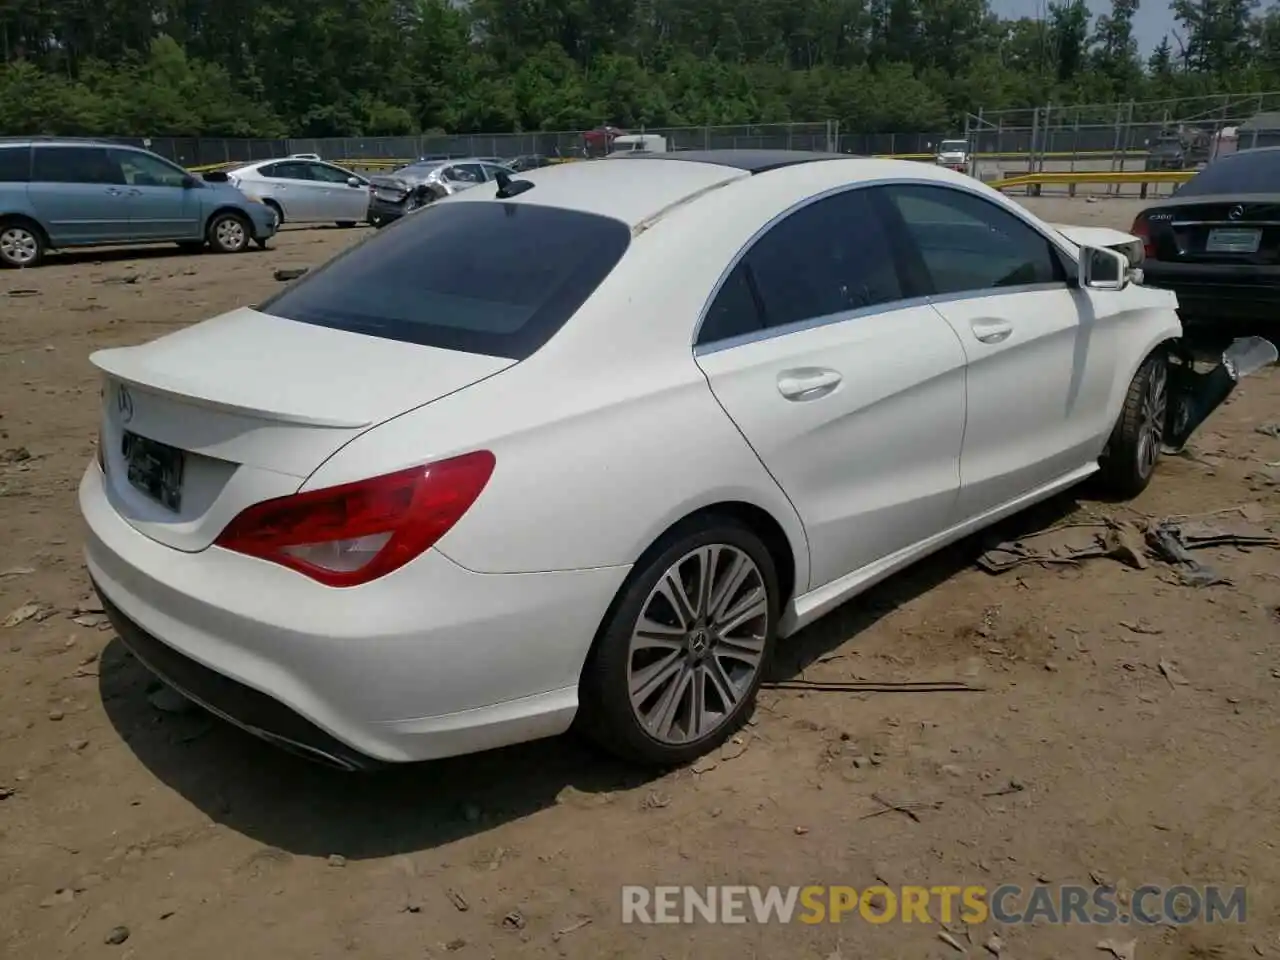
366 157 516 227
80 151 1274 775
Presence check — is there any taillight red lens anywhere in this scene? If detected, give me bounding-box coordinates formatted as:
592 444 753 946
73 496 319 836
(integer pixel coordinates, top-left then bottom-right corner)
214 451 495 587
1131 215 1155 259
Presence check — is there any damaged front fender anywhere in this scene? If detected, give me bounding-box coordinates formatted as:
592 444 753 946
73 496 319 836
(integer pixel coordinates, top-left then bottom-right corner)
1164 336 1278 453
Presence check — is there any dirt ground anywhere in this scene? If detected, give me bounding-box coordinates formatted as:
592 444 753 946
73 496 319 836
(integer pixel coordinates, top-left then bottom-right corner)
2 199 1279 960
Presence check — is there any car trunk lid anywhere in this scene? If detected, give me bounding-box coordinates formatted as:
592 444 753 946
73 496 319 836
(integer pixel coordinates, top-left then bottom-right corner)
91 306 513 552
1140 195 1280 265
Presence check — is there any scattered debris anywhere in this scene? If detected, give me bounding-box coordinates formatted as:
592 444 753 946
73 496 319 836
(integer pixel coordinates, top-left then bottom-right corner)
0 566 35 578
982 778 1025 798
446 888 470 912
72 614 108 628
68 738 89 752
979 515 1278 586
1119 620 1163 636
273 267 310 282
938 930 967 952
444 938 466 951
762 679 985 694
794 825 810 835
861 793 942 823
0 446 31 463
641 791 671 810
3 602 42 627
691 756 718 774
552 918 592 942
327 854 346 867
502 909 526 930
6 289 39 298
0 785 13 800
104 925 131 945
47 709 64 722
984 932 1005 956
1096 938 1137 960
720 734 750 760
1158 659 1190 689
1256 423 1280 439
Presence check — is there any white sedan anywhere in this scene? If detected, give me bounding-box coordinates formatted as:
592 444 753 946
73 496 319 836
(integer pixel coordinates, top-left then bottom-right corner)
225 157 371 226
80 151 1225 770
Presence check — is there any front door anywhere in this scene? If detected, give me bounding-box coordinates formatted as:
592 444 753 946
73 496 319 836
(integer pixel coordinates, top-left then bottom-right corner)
303 162 368 221
693 187 968 592
881 182 1118 521
111 149 202 240
27 146 132 246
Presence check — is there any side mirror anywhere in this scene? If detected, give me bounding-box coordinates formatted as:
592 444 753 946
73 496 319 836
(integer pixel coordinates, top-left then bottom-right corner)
347 177 361 188
181 174 197 189
1079 245 1129 291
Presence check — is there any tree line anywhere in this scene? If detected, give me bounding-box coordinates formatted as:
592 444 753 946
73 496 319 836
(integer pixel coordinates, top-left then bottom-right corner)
0 0 1276 140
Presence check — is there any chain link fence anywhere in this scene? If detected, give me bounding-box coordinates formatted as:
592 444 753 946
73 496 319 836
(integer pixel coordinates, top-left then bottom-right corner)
104 92 1280 184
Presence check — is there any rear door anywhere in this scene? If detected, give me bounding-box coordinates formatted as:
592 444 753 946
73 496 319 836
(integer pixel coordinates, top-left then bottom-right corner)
304 161 368 221
882 182 1118 521
694 187 968 591
110 148 202 240
28 145 132 245
262 160 320 220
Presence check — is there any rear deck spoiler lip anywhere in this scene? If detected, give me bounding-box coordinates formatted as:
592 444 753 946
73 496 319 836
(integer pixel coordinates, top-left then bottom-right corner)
89 347 373 430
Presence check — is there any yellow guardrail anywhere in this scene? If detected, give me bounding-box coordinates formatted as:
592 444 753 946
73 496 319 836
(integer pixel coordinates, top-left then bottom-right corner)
995 169 1193 188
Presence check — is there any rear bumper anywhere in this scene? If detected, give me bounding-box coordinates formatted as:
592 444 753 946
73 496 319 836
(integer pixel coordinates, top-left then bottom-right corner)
1141 262 1280 325
80 462 630 765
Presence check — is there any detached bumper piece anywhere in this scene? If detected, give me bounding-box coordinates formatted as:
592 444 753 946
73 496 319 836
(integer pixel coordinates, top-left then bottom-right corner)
1165 336 1279 452
95 585 384 772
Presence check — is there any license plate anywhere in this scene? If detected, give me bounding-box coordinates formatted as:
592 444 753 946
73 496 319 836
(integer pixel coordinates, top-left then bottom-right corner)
1205 228 1261 254
122 431 185 511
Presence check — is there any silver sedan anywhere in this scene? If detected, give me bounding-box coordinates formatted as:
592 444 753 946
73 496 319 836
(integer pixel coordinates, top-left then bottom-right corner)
227 158 371 227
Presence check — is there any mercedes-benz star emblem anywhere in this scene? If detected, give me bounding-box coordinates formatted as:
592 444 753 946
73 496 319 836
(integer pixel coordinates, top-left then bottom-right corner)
1228 204 1244 221
116 384 134 423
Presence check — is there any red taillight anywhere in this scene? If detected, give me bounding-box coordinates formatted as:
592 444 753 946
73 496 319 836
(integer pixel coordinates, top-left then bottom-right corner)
214 451 496 587
1131 215 1156 259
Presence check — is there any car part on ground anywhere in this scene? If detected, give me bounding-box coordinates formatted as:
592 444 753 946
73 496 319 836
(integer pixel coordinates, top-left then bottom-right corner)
79 150 1247 770
0 139 275 267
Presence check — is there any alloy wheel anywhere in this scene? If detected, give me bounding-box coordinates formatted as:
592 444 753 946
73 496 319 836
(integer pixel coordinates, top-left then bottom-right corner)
215 217 247 251
626 545 769 746
0 226 39 266
1137 359 1168 479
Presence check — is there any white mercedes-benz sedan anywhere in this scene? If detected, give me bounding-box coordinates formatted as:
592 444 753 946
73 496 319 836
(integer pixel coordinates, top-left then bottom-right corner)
80 150 1217 770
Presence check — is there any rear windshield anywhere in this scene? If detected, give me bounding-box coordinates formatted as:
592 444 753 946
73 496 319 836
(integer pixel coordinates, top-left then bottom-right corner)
261 200 631 359
940 141 967 151
1176 150 1280 196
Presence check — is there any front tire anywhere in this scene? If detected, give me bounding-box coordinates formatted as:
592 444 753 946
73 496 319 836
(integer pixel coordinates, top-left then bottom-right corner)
0 219 45 268
577 517 778 765
1098 349 1169 498
207 212 251 254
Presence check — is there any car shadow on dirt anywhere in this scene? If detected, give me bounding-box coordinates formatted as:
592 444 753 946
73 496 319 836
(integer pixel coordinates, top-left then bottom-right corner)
97 491 1081 861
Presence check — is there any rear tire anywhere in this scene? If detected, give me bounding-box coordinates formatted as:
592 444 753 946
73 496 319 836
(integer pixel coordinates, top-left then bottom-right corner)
206 212 252 254
0 218 45 268
1098 349 1169 499
577 517 778 766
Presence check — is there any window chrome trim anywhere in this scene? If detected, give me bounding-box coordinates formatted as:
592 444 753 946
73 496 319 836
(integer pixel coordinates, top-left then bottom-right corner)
694 283 1067 357
690 175 1080 354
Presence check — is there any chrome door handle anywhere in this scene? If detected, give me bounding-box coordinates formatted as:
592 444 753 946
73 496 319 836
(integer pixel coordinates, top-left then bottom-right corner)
105 188 123 196
777 368 843 401
972 320 1013 344
127 188 142 196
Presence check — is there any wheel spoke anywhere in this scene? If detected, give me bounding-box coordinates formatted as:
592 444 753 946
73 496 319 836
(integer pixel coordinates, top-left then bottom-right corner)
629 650 683 703
632 616 685 650
693 546 718 620
656 572 697 629
714 633 765 667
645 665 693 741
708 552 753 623
716 587 768 637
704 656 742 710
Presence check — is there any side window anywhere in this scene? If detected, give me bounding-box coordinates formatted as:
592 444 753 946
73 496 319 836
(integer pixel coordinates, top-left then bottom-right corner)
307 163 354 184
885 184 1064 295
446 164 483 183
482 164 512 181
111 150 188 188
273 161 313 181
0 146 30 182
746 189 905 329
698 263 765 345
31 146 124 185
259 163 281 178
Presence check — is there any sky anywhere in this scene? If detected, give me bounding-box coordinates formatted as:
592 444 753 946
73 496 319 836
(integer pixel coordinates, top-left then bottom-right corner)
989 0 1174 54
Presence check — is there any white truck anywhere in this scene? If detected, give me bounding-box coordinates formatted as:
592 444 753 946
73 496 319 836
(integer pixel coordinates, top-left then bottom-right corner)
606 134 669 156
